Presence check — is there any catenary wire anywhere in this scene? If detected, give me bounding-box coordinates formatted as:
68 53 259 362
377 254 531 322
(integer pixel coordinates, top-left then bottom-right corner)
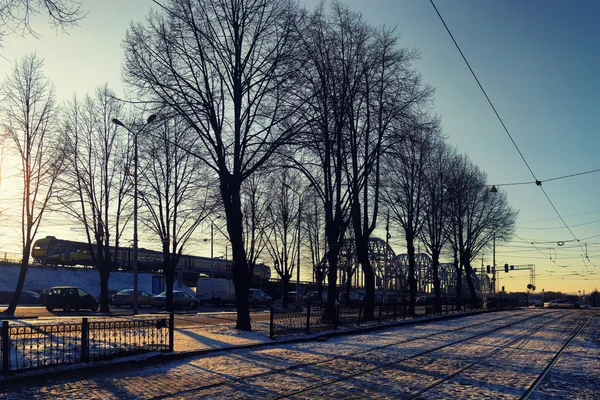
429 0 591 265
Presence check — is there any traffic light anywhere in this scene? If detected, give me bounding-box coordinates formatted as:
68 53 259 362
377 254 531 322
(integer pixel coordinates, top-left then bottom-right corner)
487 265 491 274
502 286 505 292
504 263 509 273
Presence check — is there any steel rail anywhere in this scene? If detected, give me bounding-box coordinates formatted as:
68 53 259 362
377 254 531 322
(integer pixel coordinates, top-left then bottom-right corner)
520 313 595 400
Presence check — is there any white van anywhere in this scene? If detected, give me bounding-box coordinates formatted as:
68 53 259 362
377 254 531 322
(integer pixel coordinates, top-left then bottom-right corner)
196 277 236 305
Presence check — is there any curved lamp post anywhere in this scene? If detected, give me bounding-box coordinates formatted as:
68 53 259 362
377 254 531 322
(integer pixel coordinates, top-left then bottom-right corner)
111 114 157 315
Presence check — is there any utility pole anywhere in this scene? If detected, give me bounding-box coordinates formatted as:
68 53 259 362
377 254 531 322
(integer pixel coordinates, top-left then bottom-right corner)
112 114 156 315
211 222 214 277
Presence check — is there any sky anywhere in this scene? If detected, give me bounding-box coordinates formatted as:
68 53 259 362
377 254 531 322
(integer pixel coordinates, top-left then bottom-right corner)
1 0 600 295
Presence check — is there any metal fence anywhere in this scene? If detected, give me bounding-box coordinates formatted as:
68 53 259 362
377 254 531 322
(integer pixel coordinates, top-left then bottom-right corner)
1 315 174 376
269 298 518 339
270 302 405 339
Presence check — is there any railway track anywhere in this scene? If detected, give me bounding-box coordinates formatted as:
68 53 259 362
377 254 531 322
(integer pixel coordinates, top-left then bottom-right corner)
279 311 594 399
150 310 561 399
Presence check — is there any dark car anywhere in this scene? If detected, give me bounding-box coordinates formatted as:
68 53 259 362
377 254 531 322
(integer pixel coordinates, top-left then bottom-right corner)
248 289 271 307
304 291 327 304
283 291 301 305
338 291 363 307
20 290 41 305
45 286 98 312
111 289 154 308
151 290 199 309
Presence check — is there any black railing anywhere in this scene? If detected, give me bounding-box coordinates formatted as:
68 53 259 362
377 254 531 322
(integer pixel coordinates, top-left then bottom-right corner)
269 298 518 338
1 315 173 376
270 302 404 339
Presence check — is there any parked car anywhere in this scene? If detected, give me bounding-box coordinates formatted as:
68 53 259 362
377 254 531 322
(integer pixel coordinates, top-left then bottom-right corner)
45 286 98 312
151 290 199 310
283 291 300 304
415 295 436 306
38 288 49 304
544 299 575 309
248 289 271 307
111 289 154 308
16 290 41 305
303 291 326 303
338 291 363 307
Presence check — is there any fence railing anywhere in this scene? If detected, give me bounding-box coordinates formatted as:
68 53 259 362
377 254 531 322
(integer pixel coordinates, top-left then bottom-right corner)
1 315 174 376
270 298 518 339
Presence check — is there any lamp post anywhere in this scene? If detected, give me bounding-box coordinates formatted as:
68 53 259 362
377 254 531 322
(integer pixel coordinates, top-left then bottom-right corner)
112 114 156 315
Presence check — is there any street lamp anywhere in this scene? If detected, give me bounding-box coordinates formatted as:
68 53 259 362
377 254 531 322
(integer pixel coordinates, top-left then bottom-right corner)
112 114 157 315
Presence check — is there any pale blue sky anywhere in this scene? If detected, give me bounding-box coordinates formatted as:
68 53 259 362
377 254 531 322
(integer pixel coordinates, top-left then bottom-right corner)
1 0 599 294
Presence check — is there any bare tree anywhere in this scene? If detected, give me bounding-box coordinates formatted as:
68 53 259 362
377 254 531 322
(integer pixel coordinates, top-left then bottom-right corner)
381 122 437 316
419 139 454 312
304 190 327 301
0 53 62 315
347 24 434 319
138 115 210 312
446 153 517 307
263 169 299 309
241 173 270 282
57 84 129 312
0 0 85 44
123 0 301 330
292 3 360 316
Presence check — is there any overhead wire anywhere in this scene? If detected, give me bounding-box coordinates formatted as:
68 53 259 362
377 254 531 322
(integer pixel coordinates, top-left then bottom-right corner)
486 167 600 188
429 0 593 268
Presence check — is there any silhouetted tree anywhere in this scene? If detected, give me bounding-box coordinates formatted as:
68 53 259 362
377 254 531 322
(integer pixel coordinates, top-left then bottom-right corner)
446 153 517 307
263 169 306 309
138 116 211 312
0 53 62 315
58 84 129 313
381 123 437 316
123 0 301 330
419 140 454 312
0 0 84 45
241 173 270 288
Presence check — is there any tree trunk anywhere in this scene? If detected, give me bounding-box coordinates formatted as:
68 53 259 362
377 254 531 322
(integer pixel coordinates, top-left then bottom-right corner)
463 257 478 307
281 275 291 309
99 264 110 313
325 236 341 319
4 246 32 315
356 239 374 320
407 233 417 316
165 265 175 312
221 177 252 330
454 249 462 311
431 250 442 313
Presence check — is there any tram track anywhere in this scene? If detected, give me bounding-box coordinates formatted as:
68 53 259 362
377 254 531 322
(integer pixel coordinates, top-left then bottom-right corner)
398 313 593 399
519 313 595 400
275 311 573 399
150 310 554 399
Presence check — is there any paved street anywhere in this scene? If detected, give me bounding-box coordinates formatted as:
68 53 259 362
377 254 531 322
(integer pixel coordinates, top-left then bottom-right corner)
1 309 598 399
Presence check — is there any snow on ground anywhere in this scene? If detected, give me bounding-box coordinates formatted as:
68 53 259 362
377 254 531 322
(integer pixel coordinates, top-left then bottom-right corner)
0 265 193 297
3 309 598 399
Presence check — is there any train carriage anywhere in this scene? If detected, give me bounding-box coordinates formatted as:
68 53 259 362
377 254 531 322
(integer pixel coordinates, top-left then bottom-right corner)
32 236 271 286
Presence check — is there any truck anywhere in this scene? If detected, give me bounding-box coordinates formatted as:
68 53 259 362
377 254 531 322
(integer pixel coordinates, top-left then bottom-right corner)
196 277 235 305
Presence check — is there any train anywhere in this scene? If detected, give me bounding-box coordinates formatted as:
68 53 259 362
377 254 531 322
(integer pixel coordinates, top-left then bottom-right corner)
31 236 271 286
